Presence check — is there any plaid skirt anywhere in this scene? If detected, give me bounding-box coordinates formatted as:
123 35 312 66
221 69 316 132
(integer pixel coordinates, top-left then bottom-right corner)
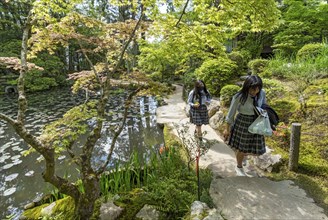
190 105 209 126
228 113 266 155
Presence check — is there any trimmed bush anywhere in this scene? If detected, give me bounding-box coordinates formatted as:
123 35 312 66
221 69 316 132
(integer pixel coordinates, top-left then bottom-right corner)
220 84 240 107
248 59 269 75
195 57 237 96
228 51 245 75
296 43 324 61
262 79 285 100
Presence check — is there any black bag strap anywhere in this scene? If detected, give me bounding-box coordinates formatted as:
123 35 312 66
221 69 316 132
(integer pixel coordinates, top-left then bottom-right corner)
251 97 261 116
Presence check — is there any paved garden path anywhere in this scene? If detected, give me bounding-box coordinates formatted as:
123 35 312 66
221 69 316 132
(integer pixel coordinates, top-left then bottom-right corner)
156 84 328 220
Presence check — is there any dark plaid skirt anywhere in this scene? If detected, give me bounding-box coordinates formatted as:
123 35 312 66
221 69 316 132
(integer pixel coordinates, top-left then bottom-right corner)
228 113 266 155
190 105 209 126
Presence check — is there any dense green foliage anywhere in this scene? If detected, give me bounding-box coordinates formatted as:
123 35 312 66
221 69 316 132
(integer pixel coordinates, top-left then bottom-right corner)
195 57 237 95
1 0 328 218
220 85 240 107
248 59 269 75
296 43 326 60
272 0 328 57
228 51 246 76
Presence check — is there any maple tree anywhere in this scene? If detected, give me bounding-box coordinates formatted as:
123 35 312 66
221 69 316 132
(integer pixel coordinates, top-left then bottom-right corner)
0 0 161 219
0 0 283 218
138 0 281 93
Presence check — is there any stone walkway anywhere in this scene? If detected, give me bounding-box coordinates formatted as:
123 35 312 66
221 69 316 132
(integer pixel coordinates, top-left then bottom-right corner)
156 84 328 220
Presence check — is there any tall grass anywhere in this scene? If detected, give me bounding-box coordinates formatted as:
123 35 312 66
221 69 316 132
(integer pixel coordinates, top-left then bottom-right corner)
99 148 162 199
268 42 328 80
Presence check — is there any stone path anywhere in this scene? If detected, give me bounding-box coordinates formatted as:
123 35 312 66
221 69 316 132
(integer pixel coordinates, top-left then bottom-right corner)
156 84 328 220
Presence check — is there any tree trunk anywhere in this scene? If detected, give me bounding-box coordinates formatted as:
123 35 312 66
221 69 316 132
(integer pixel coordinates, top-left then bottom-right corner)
74 174 100 219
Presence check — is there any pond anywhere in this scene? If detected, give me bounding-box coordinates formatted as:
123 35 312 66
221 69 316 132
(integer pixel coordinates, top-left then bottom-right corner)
0 87 164 219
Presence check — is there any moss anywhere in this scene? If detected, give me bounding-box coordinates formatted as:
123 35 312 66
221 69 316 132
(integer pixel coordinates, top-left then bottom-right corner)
271 99 299 123
22 203 50 219
90 197 104 220
114 188 147 219
22 196 75 220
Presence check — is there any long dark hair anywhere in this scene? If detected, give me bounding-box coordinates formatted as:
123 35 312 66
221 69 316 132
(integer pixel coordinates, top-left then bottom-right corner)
237 75 263 104
192 80 210 105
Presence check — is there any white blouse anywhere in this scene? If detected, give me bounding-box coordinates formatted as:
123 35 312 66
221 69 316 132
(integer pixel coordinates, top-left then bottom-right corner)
187 90 211 107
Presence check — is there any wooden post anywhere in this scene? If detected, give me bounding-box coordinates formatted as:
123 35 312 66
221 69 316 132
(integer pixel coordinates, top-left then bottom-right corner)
288 123 301 171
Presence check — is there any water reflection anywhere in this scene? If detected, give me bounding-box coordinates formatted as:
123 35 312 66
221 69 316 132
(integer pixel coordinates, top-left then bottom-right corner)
0 88 164 219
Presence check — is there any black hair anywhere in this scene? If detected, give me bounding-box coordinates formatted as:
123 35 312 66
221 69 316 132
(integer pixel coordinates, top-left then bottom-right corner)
192 80 211 105
237 75 263 104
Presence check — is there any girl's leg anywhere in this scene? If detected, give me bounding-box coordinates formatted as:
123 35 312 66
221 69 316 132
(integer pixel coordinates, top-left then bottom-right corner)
236 150 245 168
196 125 202 137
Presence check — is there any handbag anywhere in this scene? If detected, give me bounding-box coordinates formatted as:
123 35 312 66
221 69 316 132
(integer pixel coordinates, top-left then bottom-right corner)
248 107 273 136
261 103 279 130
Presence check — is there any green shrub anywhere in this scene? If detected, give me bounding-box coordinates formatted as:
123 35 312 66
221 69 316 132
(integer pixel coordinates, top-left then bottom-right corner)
182 71 197 95
149 71 162 81
147 177 196 218
248 59 269 75
32 53 67 86
296 43 324 61
0 39 21 57
228 51 245 75
259 69 273 78
220 85 240 107
195 57 237 96
25 70 58 92
262 79 285 100
312 78 328 94
271 99 299 123
239 50 252 65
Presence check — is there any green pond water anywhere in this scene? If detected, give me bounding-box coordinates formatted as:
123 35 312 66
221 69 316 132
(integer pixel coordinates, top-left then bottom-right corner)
0 87 164 219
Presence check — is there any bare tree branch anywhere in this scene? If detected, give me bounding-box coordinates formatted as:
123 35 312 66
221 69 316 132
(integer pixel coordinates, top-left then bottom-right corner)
176 0 190 27
65 140 82 167
97 88 141 175
0 113 16 126
13 10 81 200
81 6 145 176
78 41 103 89
17 11 32 124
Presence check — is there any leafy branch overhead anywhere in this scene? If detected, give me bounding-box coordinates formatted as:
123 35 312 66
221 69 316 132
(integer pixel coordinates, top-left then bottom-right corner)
29 12 149 62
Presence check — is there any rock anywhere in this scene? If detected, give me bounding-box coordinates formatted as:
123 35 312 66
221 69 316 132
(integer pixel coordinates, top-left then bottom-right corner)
24 202 35 210
190 201 223 220
99 201 123 220
209 111 225 130
252 147 282 172
204 208 224 220
135 204 160 220
191 201 208 217
41 202 56 216
207 99 220 118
